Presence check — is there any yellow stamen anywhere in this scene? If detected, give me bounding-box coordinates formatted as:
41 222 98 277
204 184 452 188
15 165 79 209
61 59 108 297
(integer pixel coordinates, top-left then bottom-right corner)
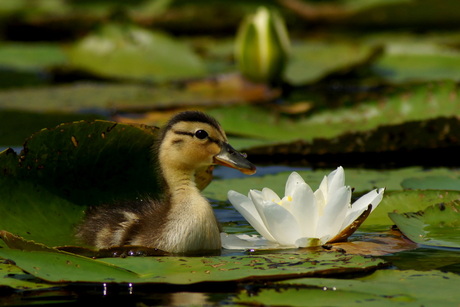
277 195 292 205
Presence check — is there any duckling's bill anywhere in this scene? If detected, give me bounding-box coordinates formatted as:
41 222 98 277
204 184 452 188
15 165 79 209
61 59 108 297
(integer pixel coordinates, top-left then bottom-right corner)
213 143 256 175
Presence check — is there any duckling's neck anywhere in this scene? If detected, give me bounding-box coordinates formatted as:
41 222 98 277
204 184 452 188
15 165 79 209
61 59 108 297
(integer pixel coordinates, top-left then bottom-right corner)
159 166 221 253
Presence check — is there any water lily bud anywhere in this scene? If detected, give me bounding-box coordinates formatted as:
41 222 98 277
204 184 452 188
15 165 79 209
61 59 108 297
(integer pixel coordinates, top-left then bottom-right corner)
235 6 290 84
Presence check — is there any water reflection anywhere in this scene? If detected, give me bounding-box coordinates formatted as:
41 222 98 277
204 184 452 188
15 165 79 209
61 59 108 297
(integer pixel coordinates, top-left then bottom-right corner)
383 247 460 273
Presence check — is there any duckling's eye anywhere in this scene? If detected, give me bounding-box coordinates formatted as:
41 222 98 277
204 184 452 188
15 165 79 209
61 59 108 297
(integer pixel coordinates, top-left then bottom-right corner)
194 130 209 140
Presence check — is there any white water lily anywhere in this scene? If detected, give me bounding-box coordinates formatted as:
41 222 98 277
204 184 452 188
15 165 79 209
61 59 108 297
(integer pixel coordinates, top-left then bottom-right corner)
223 167 384 249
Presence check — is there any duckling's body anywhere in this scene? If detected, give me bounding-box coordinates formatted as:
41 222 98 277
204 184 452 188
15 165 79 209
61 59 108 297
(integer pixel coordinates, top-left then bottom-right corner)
76 111 255 254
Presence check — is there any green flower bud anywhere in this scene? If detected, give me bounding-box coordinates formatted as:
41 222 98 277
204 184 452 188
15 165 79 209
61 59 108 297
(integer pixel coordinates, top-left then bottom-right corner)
235 6 290 84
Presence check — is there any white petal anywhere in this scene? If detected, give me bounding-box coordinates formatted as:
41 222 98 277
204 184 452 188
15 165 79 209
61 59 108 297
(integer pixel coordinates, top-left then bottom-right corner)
327 166 345 195
316 186 351 238
228 190 276 242
353 188 384 212
285 172 306 197
290 182 318 237
261 187 281 203
316 175 328 200
279 195 293 211
314 188 327 211
341 188 385 229
259 201 302 246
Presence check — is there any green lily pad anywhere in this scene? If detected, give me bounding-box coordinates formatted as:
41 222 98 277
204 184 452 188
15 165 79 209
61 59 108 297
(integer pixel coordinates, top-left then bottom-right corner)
0 76 277 115
67 23 206 82
361 32 460 83
0 43 67 70
0 232 386 284
389 200 460 248
6 120 160 204
0 261 57 291
285 40 381 85
234 269 460 306
0 109 103 146
365 190 460 228
0 179 82 247
401 175 460 190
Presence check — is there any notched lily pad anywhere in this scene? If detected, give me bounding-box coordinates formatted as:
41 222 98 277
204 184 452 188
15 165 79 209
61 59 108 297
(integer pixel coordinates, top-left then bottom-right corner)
5 120 161 205
363 189 460 228
389 200 460 248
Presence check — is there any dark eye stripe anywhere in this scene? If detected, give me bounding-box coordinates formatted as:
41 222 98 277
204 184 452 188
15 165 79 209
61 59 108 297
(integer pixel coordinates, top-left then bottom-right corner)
174 131 194 137
173 130 220 145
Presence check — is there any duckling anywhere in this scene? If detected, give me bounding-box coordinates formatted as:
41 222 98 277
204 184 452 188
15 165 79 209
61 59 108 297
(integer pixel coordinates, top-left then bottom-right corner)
76 111 256 254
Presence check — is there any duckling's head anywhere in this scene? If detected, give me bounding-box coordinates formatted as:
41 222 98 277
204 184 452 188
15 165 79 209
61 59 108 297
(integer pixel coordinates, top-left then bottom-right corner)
157 111 256 177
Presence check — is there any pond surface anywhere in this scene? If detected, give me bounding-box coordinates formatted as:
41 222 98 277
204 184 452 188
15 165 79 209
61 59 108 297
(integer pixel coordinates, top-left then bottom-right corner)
1 165 458 306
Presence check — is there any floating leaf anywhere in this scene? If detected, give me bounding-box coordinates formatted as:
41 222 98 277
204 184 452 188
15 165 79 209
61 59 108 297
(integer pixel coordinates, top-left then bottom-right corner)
0 109 102 146
359 32 460 83
0 180 82 247
67 23 206 81
0 233 386 284
234 269 460 306
389 200 460 248
285 40 381 85
364 190 460 228
0 77 278 116
0 43 67 70
401 175 460 190
5 120 162 205
0 261 57 291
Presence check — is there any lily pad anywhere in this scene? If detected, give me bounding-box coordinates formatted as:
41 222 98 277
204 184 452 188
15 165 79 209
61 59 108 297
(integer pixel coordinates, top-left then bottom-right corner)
0 233 386 284
0 76 278 115
5 120 162 205
0 109 102 146
67 23 206 82
364 190 460 228
401 175 460 190
0 261 57 291
285 40 381 85
234 269 460 306
360 32 460 83
0 179 83 247
0 43 67 71
389 200 460 248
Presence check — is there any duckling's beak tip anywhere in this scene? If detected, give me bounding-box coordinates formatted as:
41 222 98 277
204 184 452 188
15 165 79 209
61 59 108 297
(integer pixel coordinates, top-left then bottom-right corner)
241 166 257 175
213 143 257 175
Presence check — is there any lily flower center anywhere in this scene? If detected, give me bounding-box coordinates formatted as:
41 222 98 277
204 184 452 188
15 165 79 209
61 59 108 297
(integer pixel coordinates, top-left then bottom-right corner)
278 195 292 205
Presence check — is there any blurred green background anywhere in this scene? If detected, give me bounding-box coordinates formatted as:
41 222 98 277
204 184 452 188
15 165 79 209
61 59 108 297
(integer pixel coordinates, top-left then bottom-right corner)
1 0 460 169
